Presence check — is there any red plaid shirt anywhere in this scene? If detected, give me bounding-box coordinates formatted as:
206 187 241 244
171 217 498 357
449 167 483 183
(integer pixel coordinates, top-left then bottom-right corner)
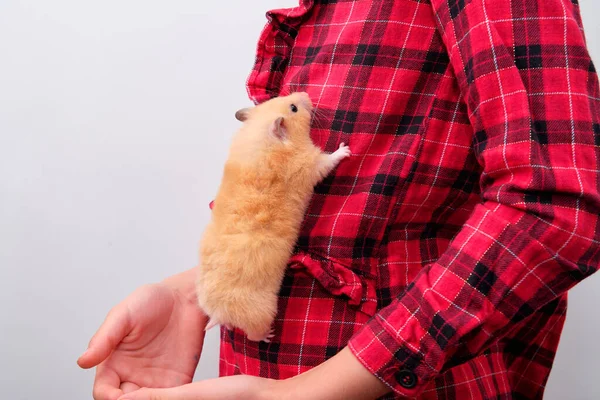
218 0 600 398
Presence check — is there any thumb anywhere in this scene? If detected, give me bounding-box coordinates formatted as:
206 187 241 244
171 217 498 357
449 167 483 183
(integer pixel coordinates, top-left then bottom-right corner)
77 305 131 369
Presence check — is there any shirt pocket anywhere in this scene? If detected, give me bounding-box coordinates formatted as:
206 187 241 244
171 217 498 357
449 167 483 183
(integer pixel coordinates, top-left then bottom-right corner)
286 250 378 319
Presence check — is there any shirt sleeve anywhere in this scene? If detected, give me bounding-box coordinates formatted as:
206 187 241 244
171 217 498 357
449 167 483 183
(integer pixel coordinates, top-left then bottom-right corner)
347 0 600 396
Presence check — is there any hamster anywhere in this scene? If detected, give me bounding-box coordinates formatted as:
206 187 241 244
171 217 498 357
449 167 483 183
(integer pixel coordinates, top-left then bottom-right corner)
196 92 351 342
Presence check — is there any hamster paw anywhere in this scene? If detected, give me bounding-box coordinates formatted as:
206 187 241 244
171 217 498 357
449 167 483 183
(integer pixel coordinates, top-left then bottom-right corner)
332 142 351 160
260 328 275 343
247 325 275 343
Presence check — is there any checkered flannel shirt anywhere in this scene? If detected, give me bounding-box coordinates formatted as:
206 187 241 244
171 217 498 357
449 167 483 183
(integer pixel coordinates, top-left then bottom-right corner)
218 0 600 398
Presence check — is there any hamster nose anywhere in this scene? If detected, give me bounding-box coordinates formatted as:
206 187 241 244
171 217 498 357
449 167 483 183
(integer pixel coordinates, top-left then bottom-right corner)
297 92 313 109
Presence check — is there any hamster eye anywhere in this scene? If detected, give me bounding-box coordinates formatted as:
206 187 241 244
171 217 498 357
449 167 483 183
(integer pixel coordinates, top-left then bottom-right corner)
290 104 298 113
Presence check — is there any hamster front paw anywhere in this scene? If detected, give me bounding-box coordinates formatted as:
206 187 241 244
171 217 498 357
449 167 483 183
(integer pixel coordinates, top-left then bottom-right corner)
332 142 351 161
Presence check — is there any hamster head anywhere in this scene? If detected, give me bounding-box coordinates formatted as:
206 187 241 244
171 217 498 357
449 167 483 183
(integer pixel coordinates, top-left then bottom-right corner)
234 92 314 146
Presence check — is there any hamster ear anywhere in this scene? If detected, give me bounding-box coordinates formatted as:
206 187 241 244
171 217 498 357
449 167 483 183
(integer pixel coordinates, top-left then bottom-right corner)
269 117 287 140
235 108 251 122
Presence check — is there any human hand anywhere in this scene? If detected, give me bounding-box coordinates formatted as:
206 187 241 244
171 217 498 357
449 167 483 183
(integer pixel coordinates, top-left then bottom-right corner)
77 275 208 400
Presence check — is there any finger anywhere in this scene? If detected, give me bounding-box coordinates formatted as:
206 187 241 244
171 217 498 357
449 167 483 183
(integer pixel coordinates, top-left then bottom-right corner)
78 306 131 369
120 382 141 394
92 365 124 400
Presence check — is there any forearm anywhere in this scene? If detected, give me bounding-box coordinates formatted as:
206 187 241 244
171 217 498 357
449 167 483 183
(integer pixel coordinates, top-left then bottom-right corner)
273 347 391 400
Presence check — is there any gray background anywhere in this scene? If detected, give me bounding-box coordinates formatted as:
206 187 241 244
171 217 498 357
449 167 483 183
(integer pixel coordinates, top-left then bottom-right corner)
0 0 598 398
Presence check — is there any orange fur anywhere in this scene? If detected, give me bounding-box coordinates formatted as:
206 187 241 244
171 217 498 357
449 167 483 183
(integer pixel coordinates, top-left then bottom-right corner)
196 92 351 342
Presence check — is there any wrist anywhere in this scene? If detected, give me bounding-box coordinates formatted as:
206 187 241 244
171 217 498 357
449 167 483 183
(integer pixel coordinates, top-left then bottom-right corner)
162 267 200 305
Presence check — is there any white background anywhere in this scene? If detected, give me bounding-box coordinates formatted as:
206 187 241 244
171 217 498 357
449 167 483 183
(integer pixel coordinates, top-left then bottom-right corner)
0 1 598 398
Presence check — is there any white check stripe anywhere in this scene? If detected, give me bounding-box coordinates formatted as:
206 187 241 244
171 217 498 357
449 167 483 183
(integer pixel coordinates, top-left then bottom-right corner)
307 212 389 220
453 16 583 52
242 335 248 373
303 82 437 97
471 90 600 117
304 18 436 31
485 164 600 176
495 342 510 395
477 358 496 396
297 272 315 374
274 317 363 325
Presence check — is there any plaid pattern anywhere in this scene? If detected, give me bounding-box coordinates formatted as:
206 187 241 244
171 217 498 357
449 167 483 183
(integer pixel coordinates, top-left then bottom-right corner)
218 0 600 398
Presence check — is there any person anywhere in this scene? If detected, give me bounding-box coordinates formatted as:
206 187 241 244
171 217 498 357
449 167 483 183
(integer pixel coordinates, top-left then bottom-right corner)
77 0 600 399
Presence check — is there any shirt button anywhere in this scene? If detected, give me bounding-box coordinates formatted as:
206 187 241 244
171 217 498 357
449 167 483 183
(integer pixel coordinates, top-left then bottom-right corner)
396 369 418 389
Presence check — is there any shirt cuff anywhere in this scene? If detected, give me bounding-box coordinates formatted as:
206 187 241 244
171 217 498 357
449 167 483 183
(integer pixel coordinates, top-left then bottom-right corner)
347 313 440 397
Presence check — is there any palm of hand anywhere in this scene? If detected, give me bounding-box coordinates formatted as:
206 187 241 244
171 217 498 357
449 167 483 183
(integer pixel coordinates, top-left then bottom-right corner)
83 284 207 399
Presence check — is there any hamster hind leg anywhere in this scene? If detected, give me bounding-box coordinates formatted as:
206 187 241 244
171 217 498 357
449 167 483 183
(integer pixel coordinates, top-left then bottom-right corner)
246 325 275 343
238 295 278 343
